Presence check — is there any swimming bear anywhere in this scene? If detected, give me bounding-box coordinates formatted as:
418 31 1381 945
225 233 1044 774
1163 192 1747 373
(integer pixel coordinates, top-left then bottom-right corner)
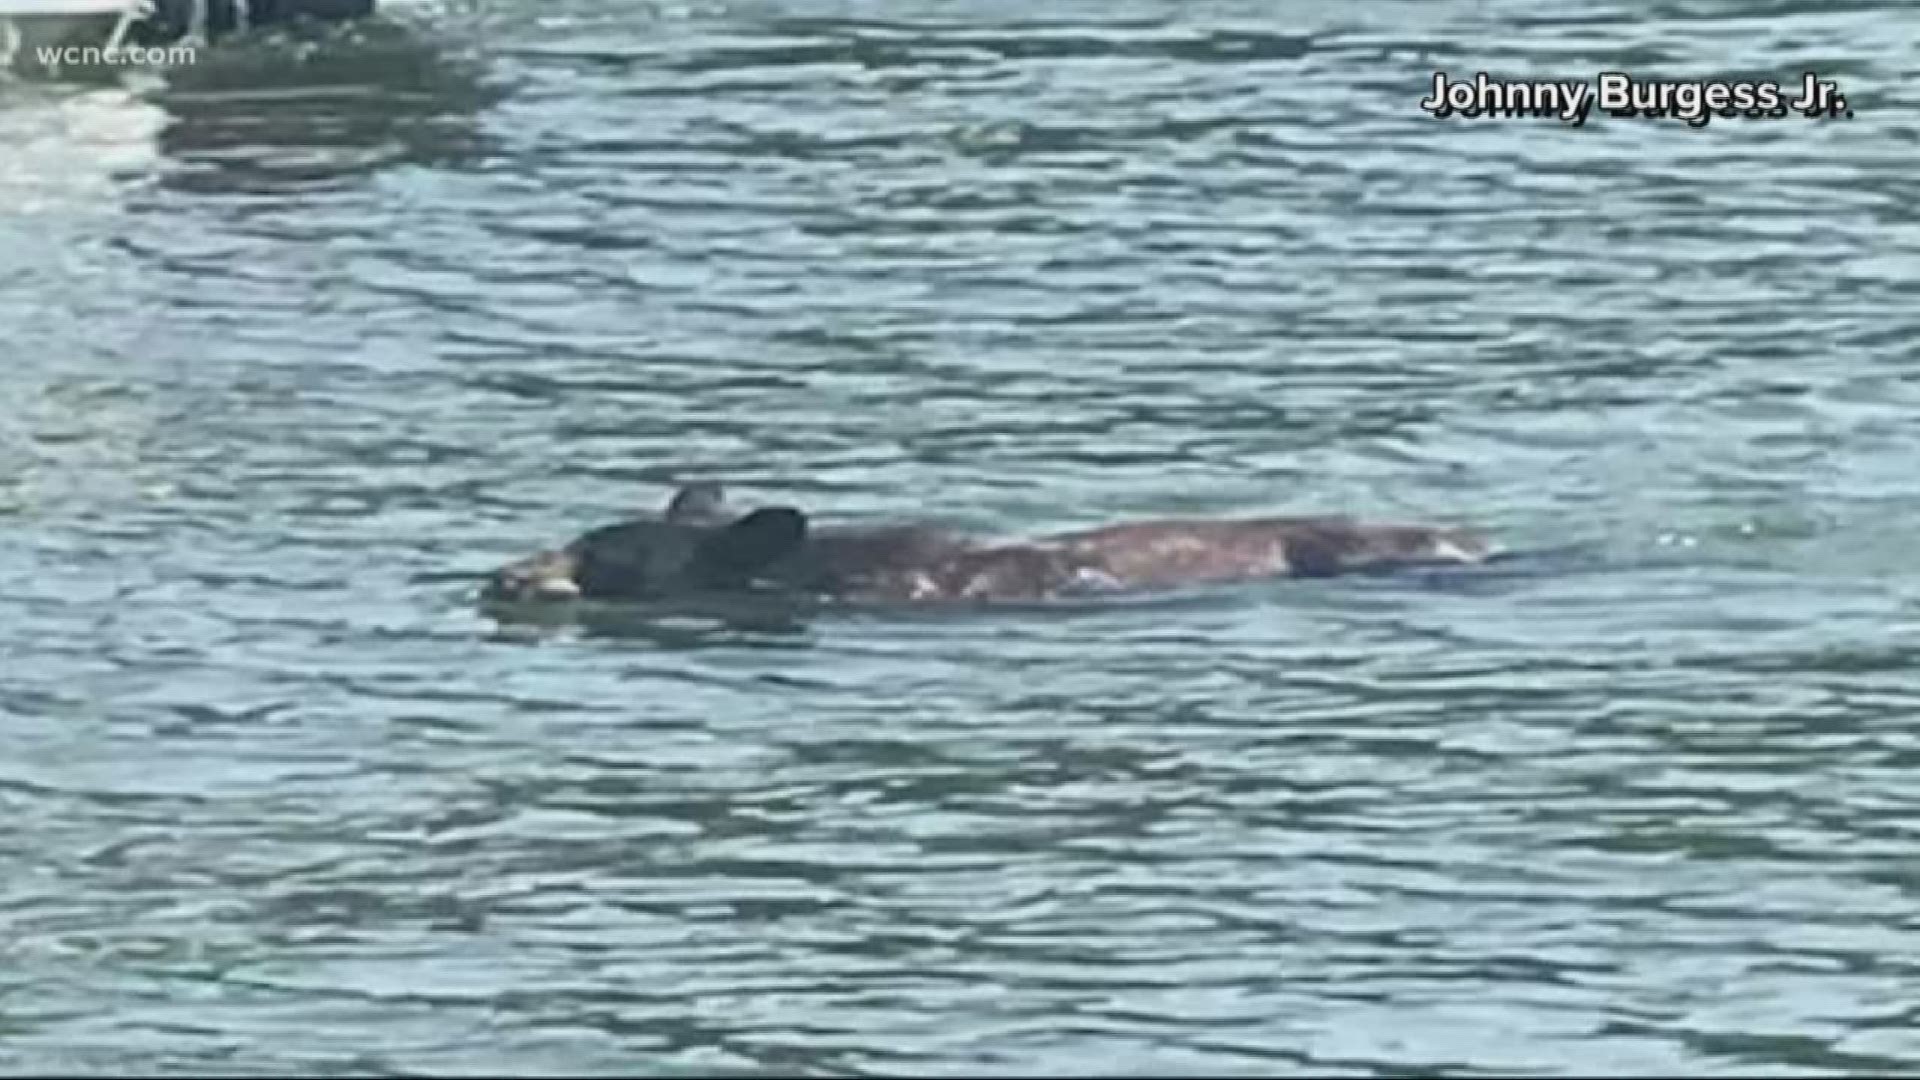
481 483 1495 606
480 484 805 603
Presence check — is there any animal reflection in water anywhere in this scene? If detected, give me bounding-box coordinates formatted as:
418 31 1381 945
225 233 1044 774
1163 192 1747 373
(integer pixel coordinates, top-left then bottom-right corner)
480 483 1497 613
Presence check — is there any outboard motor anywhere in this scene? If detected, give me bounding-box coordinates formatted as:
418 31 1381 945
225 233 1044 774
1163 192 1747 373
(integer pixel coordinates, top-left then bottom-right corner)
134 0 372 43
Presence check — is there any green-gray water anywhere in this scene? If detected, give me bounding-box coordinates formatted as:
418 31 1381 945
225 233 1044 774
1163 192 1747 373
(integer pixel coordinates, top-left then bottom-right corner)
4 0 1919 1073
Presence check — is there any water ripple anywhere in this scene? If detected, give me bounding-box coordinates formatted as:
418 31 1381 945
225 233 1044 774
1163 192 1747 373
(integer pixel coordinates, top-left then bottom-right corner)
4 0 1920 1073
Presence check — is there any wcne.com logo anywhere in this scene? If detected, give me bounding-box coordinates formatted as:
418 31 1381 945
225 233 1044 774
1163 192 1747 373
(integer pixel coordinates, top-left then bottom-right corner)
0 12 197 74
33 40 197 67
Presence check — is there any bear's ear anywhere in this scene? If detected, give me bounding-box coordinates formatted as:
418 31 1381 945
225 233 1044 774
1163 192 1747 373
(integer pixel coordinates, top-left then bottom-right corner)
664 481 730 524
694 507 808 582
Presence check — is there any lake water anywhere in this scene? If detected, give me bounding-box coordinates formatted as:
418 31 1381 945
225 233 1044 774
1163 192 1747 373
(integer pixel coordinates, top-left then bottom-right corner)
4 0 1919 1074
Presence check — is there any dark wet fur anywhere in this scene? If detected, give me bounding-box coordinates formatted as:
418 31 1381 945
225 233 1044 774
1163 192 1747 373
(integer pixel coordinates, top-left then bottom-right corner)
761 523 980 593
481 492 808 604
569 509 804 599
480 483 1497 608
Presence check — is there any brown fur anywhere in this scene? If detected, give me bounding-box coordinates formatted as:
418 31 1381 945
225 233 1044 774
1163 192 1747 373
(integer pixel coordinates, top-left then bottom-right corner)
1051 516 1491 586
826 516 1490 603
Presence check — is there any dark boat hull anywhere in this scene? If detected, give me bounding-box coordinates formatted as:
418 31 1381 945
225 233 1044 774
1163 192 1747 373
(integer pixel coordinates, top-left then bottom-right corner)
133 0 372 43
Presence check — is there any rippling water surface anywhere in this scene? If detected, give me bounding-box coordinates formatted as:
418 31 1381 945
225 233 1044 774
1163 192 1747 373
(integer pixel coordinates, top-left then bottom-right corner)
5 0 1920 1073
